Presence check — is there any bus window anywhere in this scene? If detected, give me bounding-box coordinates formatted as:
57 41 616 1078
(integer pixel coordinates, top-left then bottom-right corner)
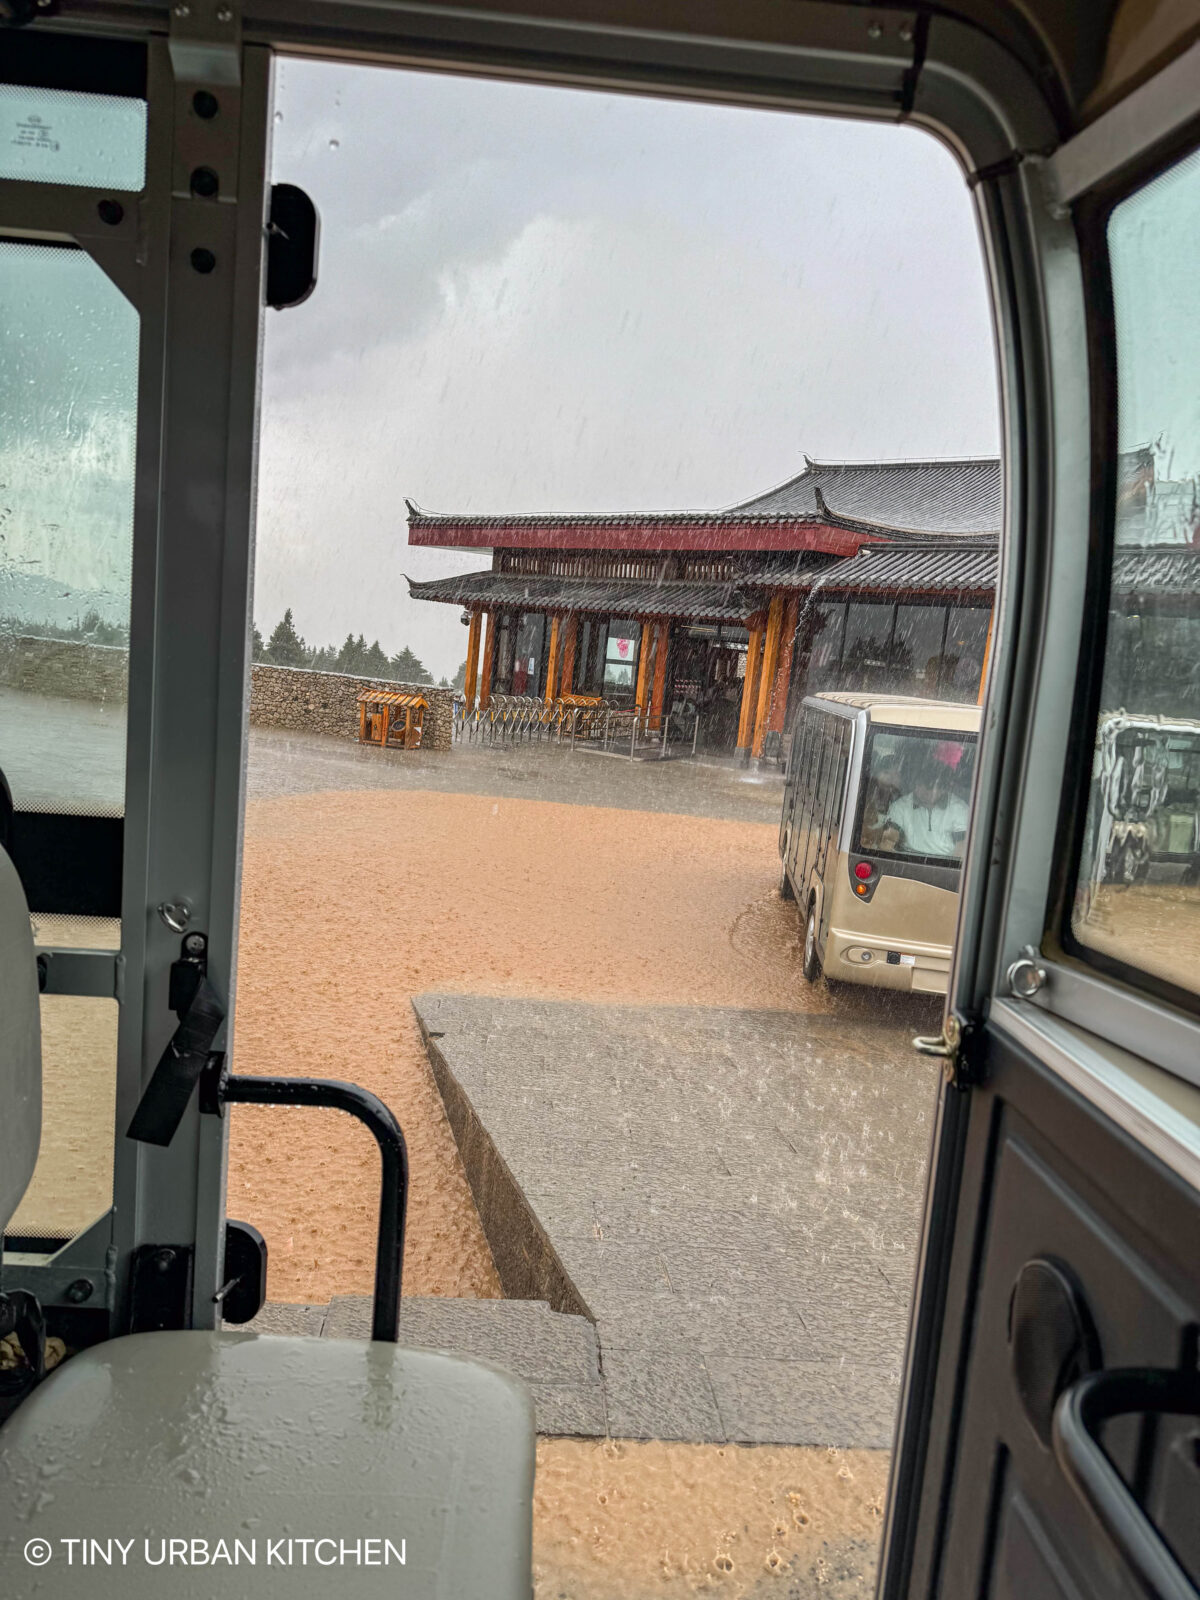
1070 147 1200 1002
857 730 977 864
815 718 851 879
795 712 833 886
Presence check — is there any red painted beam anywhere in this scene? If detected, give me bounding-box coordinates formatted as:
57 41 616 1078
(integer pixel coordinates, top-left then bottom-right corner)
407 517 875 557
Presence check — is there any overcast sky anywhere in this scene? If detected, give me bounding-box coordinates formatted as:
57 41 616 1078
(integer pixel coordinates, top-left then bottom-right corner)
254 58 1000 680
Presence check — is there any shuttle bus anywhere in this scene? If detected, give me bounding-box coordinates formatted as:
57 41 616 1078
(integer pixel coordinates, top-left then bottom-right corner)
780 693 980 993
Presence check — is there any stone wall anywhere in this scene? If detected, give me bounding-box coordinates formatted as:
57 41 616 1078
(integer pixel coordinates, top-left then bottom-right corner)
0 640 453 752
249 664 454 751
0 634 128 705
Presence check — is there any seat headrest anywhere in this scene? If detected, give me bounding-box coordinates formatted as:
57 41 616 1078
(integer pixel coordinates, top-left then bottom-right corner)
0 846 41 1239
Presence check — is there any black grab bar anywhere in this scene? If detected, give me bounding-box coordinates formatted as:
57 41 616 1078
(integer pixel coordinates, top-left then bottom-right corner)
221 1073 409 1343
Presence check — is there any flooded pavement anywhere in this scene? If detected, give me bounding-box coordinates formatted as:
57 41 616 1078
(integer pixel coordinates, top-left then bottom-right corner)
15 717 944 1597
415 993 938 1446
248 722 786 824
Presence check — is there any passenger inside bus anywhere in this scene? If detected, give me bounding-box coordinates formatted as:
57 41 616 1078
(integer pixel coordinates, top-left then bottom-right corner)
878 738 972 859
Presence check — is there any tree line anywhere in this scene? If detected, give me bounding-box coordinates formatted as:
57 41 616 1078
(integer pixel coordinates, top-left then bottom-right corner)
253 609 465 690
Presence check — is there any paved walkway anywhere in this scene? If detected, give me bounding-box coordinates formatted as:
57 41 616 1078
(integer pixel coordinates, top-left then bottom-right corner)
1 691 785 823
247 724 784 822
410 992 940 1447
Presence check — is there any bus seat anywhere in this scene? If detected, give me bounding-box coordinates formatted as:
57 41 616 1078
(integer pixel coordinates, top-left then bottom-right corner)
0 846 535 1597
0 1331 534 1597
0 847 40 1239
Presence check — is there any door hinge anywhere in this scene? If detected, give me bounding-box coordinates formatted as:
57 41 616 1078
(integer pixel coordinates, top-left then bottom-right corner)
914 1011 982 1088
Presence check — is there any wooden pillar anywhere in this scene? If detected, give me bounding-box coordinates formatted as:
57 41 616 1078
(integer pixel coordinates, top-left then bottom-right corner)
462 610 482 712
544 613 562 703
767 593 801 735
752 593 785 758
478 611 495 709
634 621 653 710
560 615 578 697
650 620 670 730
977 607 995 706
737 619 765 756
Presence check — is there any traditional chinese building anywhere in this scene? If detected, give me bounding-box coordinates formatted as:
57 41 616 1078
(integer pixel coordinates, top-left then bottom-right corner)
405 452 1199 758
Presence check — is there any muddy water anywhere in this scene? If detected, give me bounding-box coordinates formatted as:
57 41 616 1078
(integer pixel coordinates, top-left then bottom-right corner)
229 784 902 1599
231 786 827 1303
534 1439 888 1598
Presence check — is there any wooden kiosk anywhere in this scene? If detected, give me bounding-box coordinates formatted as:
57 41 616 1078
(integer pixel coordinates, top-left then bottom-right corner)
357 688 428 750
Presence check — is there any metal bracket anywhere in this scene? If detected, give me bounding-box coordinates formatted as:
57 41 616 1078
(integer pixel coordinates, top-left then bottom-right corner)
36 947 122 1000
169 0 241 87
129 1244 195 1333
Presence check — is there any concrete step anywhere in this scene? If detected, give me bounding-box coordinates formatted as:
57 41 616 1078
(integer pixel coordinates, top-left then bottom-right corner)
235 1296 606 1438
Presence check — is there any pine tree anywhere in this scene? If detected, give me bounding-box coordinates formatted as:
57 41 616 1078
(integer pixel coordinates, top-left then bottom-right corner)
251 624 265 661
335 633 364 676
264 608 307 667
388 646 433 685
451 658 467 692
361 639 390 678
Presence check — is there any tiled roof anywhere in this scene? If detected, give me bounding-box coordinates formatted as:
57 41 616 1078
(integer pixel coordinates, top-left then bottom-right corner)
726 456 1002 535
750 540 1199 599
406 456 1005 547
787 541 1000 595
409 544 1199 616
406 570 753 623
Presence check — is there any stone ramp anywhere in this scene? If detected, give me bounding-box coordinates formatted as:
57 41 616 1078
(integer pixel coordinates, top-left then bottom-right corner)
239 1295 605 1436
414 993 940 1448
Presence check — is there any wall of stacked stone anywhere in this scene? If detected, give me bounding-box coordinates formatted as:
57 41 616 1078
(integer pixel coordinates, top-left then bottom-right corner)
0 640 452 751
0 635 128 705
249 665 454 751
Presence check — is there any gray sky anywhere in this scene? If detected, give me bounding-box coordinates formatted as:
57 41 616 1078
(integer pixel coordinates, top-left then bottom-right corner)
255 58 999 680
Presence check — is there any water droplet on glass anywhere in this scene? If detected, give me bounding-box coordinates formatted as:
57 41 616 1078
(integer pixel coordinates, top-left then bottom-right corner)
328 138 340 151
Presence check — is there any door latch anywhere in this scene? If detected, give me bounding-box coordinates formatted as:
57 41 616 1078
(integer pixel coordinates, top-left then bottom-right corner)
914 1012 980 1087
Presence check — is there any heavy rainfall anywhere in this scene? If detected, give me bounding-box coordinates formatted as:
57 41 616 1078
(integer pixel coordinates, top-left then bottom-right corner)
2 53 1198 1600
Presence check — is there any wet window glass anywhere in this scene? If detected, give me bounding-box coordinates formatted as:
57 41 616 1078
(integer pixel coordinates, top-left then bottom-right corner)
1071 149 1200 998
858 730 977 863
0 243 137 821
0 84 146 190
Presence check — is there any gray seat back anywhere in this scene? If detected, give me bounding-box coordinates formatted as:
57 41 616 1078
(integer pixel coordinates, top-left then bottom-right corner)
0 847 41 1239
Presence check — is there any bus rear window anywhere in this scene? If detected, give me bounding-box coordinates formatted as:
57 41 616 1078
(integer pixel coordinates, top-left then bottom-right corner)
857 729 977 865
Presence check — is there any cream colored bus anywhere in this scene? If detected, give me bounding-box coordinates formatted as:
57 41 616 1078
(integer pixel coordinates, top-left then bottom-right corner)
780 693 981 994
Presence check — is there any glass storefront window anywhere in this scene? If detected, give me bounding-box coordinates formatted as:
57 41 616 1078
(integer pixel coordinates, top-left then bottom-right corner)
510 613 545 697
940 606 991 701
841 602 895 692
603 619 640 694
803 601 846 697
890 605 947 695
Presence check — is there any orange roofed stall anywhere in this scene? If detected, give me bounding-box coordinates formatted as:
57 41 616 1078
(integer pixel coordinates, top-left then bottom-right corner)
357 688 428 750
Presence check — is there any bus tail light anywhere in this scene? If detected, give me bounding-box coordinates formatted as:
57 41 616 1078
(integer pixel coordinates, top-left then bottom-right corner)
854 862 873 880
